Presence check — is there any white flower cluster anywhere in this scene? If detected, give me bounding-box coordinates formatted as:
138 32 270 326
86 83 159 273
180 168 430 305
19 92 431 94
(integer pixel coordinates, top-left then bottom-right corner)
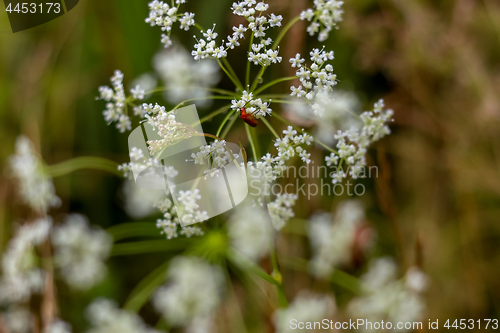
300 0 344 41
98 70 138 133
289 49 337 102
118 155 176 186
46 319 73 333
192 0 283 65
87 298 160 333
51 214 112 290
246 126 313 197
153 256 223 326
248 38 282 67
155 195 205 239
8 136 60 213
0 218 51 304
274 292 335 333
192 24 228 60
232 0 283 66
191 140 239 177
1 306 32 333
228 203 270 261
285 90 361 145
145 0 195 48
326 99 393 184
145 110 198 156
309 200 371 278
348 258 428 332
154 47 220 106
123 179 166 219
176 189 210 224
231 90 272 118
274 126 314 164
267 193 298 230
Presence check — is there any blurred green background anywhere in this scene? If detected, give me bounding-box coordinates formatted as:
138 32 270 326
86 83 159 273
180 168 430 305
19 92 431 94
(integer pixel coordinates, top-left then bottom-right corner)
1 0 499 330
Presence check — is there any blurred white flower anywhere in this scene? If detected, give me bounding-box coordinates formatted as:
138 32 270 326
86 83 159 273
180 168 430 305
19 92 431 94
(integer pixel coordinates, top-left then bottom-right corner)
288 49 337 102
228 203 270 261
154 46 220 106
132 72 157 96
300 0 344 41
153 256 223 326
8 136 61 213
268 193 298 230
45 319 72 333
405 266 429 293
185 316 216 333
2 306 32 333
86 298 160 333
122 179 166 219
0 218 51 304
51 215 112 290
287 89 362 145
274 292 335 333
98 70 132 132
348 258 428 332
309 200 370 278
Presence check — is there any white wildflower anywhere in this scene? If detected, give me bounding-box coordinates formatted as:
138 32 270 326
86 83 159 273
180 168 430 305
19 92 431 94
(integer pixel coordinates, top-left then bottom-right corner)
2 306 32 333
8 136 61 212
123 179 166 219
289 49 337 103
98 70 132 132
228 204 270 261
51 215 112 290
309 200 370 278
146 0 195 46
153 257 224 326
154 46 220 106
348 258 428 332
274 292 335 333
45 319 72 333
130 85 145 100
0 218 51 304
231 90 272 118
300 0 344 41
268 193 298 230
87 298 160 333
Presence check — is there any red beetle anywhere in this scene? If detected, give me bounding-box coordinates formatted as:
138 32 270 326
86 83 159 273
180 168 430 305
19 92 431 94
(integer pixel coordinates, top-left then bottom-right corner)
239 107 258 127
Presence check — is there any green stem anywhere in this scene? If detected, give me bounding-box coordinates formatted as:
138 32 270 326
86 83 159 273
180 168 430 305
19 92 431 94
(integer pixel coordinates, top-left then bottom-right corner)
216 110 237 137
280 255 360 294
106 222 161 242
254 76 297 95
110 239 193 257
222 58 243 91
227 249 279 286
246 32 255 88
262 199 288 307
171 96 234 112
260 117 279 139
250 66 266 92
47 157 120 177
123 261 170 312
217 59 243 90
261 99 303 105
245 124 258 161
221 113 239 139
198 105 231 125
272 16 301 50
142 86 236 98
